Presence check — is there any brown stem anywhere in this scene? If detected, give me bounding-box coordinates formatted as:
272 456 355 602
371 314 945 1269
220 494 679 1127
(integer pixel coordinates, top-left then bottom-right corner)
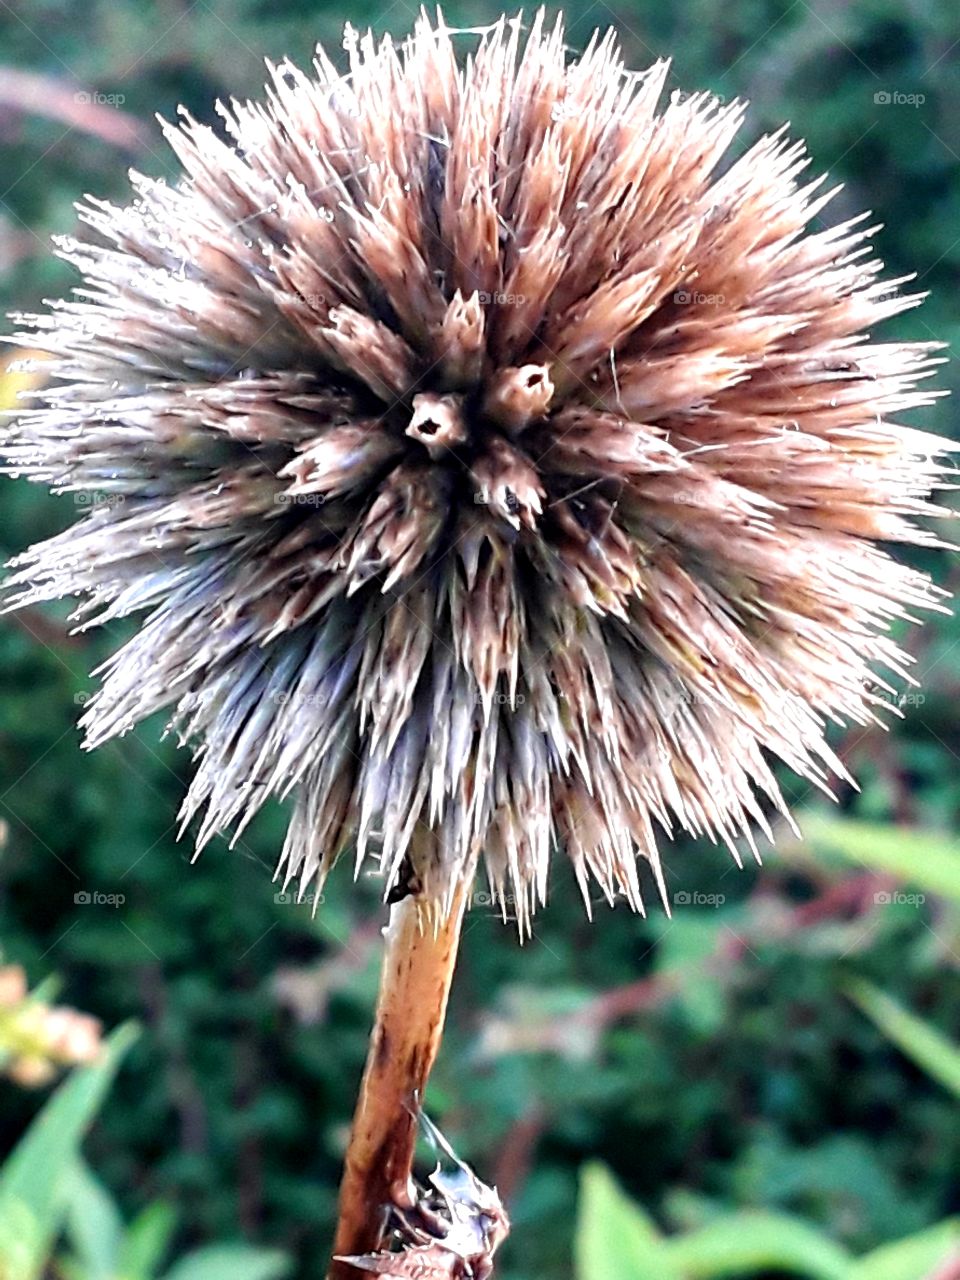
328 885 468 1277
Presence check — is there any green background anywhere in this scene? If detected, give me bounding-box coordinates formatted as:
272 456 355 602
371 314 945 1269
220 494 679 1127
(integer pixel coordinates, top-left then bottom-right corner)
0 1 957 1277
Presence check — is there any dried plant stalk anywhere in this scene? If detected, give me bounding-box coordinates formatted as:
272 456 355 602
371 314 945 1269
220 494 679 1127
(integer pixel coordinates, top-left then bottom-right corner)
329 882 471 1276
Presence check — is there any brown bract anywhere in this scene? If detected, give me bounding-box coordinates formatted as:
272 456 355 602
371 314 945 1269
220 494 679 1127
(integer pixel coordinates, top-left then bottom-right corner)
2 12 952 934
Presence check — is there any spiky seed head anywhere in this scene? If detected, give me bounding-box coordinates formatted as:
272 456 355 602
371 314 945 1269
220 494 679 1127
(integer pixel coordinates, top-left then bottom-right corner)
2 13 951 935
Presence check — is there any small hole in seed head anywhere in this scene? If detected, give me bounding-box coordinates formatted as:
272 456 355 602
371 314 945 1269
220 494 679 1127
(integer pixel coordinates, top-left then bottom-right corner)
417 417 440 436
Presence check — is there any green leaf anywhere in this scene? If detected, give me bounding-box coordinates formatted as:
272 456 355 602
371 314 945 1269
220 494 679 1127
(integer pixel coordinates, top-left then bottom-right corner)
665 1212 851 1278
799 815 960 904
847 1218 960 1280
62 1158 124 1280
0 1202 45 1280
160 1245 291 1280
575 1163 678 1280
0 1022 138 1280
575 1167 853 1279
119 1201 179 1280
847 980 960 1099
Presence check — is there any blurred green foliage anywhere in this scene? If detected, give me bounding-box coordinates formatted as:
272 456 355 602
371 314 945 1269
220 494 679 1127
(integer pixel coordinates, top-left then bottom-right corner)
0 0 958 1277
0 1023 291 1280
575 1163 959 1278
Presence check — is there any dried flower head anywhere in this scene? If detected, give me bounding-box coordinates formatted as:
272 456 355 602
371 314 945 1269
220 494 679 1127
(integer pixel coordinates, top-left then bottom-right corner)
2 13 950 933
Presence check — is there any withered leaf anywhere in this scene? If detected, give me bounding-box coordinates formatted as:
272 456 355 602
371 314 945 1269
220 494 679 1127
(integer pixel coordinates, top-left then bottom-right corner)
336 1243 467 1279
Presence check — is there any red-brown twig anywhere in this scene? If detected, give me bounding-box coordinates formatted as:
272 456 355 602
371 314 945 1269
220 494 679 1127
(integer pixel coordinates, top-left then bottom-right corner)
328 883 471 1277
